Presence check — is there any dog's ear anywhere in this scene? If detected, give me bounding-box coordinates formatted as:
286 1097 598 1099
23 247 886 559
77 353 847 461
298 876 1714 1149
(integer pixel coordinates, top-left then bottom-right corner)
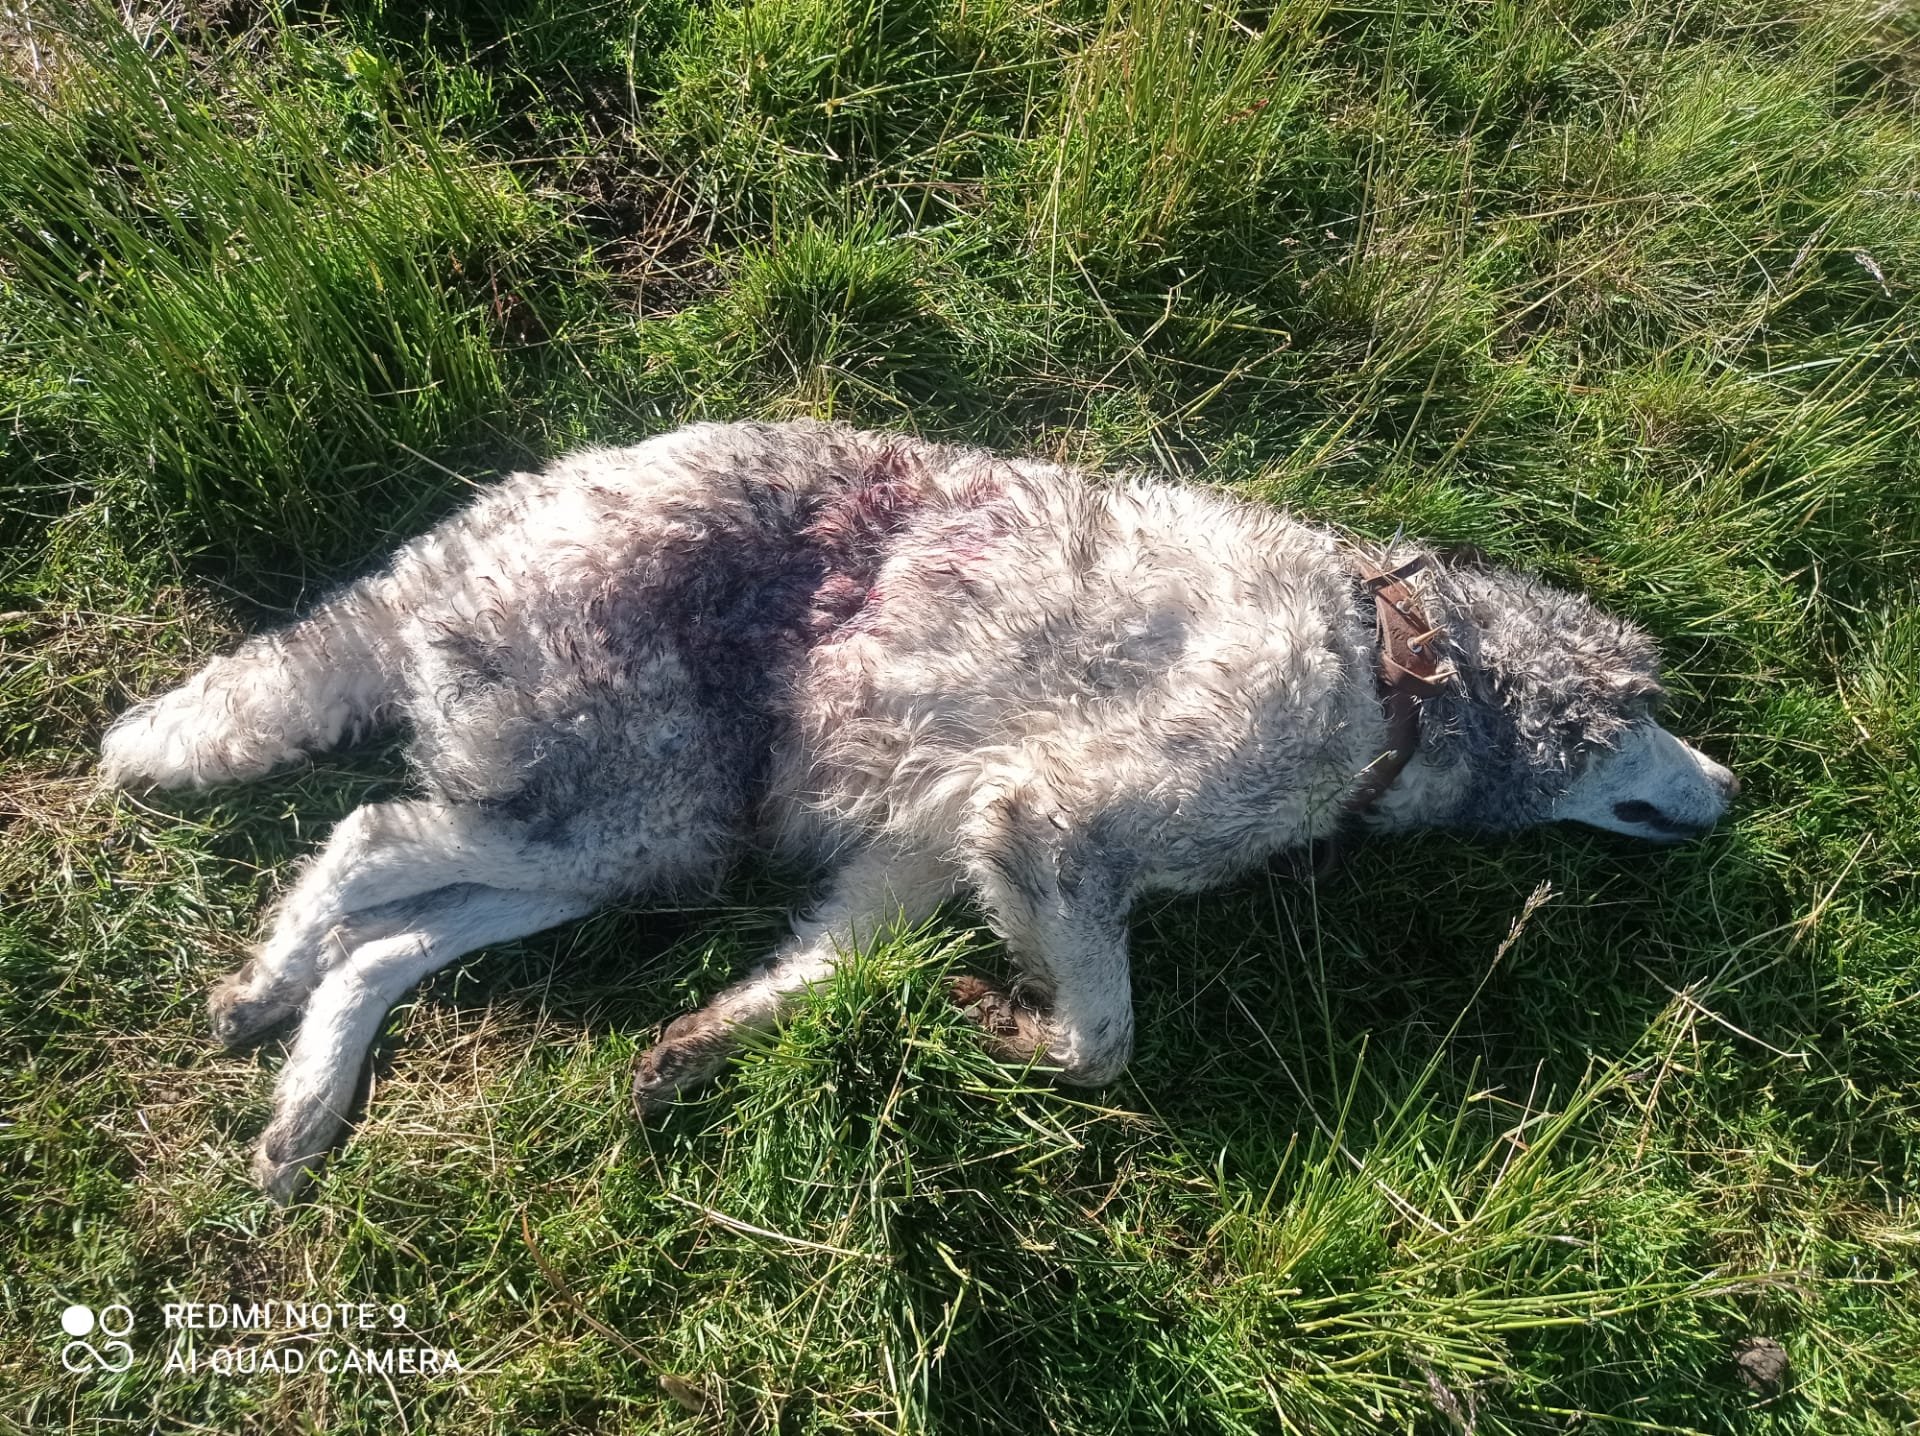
1598 623 1665 710
1611 671 1663 701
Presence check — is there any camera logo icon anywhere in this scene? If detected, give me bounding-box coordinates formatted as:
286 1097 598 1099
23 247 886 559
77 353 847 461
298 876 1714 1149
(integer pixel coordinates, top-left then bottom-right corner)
60 1305 134 1373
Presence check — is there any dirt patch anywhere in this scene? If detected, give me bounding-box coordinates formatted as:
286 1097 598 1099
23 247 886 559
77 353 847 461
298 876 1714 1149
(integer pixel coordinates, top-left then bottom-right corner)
556 144 721 318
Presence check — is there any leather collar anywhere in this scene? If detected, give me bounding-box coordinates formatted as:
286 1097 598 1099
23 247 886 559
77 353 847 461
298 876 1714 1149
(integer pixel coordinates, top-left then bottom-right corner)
1343 553 1450 816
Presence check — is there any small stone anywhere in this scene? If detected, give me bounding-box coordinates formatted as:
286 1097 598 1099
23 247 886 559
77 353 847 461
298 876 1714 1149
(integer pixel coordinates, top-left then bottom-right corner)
1733 1335 1790 1394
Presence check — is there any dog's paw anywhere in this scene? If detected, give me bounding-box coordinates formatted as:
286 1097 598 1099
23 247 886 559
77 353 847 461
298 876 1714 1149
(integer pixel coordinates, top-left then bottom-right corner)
99 692 215 791
250 1121 331 1205
99 681 292 792
945 977 1131 1085
631 1009 738 1116
208 962 298 1049
947 975 1053 1064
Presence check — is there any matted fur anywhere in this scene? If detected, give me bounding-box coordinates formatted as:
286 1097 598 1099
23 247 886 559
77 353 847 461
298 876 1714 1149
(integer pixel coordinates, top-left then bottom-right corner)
99 421 1736 1199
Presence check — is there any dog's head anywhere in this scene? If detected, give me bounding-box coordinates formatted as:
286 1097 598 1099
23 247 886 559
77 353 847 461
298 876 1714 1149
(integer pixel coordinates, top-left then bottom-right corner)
1421 563 1737 841
1549 719 1738 842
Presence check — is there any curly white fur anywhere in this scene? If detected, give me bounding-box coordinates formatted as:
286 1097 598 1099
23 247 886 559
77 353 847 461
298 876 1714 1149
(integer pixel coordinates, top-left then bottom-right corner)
100 420 1736 1200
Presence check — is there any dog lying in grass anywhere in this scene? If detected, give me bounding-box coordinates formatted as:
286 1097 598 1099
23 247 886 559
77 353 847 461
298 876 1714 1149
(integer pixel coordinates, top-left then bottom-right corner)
100 420 1738 1201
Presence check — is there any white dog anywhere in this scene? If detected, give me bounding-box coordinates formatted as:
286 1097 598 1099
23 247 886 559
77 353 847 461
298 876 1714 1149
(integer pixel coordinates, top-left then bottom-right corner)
100 421 1737 1199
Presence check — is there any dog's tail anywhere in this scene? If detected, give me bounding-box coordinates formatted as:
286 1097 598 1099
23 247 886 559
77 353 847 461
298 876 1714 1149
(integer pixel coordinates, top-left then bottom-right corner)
101 574 403 791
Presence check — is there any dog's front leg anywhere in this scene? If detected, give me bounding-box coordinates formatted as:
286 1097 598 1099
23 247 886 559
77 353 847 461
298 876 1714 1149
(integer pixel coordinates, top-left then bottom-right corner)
253 884 594 1202
631 847 956 1113
953 791 1138 1086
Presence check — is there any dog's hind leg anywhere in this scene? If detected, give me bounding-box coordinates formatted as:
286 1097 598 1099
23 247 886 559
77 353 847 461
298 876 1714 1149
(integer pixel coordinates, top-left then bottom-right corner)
631 847 956 1111
101 576 402 791
250 882 594 1202
209 800 622 1047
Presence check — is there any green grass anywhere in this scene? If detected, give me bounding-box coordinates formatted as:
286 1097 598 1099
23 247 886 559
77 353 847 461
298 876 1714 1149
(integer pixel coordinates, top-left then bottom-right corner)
2 0 1917 1428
